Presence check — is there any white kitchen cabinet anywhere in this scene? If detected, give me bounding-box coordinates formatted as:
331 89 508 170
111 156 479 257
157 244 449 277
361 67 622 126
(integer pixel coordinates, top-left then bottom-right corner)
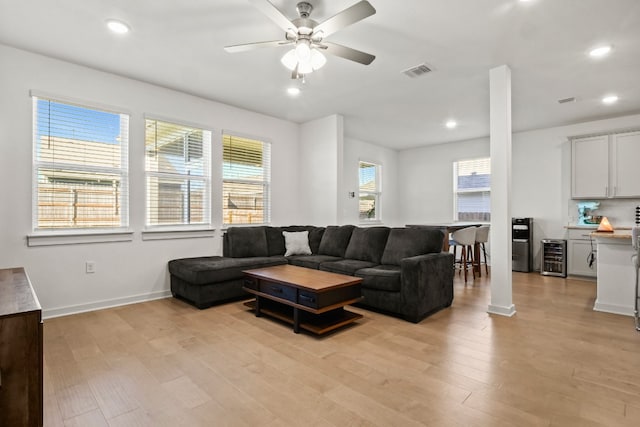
572 135 608 198
571 131 640 199
567 229 597 278
611 131 640 197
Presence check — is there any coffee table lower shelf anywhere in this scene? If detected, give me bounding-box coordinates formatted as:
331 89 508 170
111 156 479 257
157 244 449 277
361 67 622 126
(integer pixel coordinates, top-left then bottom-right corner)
243 299 362 335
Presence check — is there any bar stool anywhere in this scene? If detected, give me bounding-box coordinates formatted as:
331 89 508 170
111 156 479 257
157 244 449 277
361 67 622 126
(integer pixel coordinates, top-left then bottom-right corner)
450 226 477 283
475 225 490 277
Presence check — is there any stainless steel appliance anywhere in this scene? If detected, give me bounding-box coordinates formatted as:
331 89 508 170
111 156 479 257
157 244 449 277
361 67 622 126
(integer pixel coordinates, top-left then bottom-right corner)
541 239 567 277
512 217 533 272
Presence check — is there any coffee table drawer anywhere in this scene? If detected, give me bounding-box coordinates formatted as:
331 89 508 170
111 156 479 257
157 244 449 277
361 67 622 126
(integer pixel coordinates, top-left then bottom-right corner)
298 285 361 309
259 281 296 302
244 277 258 291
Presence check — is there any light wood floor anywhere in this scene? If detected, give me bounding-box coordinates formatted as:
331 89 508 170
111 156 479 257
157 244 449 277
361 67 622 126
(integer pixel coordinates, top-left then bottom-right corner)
43 272 640 426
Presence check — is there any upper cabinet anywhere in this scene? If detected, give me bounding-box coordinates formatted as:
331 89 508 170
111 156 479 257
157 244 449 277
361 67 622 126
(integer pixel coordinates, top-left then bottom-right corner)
572 135 609 198
612 131 640 197
572 131 640 199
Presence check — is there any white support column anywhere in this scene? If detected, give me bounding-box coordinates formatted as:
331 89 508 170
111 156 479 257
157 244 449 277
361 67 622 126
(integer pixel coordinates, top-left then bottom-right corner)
488 65 515 317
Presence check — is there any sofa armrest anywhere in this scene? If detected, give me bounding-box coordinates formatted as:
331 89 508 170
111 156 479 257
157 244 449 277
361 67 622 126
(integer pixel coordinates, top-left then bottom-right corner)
400 252 454 322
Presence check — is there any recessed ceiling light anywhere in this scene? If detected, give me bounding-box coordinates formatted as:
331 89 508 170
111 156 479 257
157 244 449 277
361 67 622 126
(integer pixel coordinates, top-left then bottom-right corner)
589 45 612 58
106 19 130 34
602 95 618 105
287 87 301 96
445 120 457 129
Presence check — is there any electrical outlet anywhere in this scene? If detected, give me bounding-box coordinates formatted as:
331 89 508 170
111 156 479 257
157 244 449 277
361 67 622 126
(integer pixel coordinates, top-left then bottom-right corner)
85 261 96 274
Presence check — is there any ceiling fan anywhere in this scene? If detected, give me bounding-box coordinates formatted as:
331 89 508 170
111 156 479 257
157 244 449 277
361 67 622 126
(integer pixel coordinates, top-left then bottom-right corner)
224 0 376 78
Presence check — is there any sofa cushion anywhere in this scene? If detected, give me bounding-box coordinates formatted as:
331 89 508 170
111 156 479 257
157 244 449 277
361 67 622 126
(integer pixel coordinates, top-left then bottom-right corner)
168 256 286 284
283 231 312 256
355 265 402 292
381 228 445 266
226 227 268 258
319 259 377 275
287 254 343 269
344 227 390 264
266 226 325 255
318 225 355 257
282 226 325 254
265 227 285 256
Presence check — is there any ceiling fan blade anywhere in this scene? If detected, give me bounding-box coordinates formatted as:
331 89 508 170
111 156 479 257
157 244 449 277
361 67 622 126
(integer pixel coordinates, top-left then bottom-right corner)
322 42 375 65
312 1 376 39
249 0 297 33
224 40 291 53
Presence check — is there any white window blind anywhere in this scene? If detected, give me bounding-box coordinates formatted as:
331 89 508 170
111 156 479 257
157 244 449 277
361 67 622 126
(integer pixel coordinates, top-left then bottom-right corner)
145 119 211 226
359 161 381 222
454 157 491 221
32 96 129 230
223 134 271 225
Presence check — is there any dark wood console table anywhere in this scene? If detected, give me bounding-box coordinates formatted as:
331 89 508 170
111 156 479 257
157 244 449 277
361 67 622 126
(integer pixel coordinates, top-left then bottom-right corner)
0 267 43 427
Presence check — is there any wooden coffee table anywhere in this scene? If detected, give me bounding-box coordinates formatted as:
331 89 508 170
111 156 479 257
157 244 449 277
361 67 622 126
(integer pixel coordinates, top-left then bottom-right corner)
243 264 363 335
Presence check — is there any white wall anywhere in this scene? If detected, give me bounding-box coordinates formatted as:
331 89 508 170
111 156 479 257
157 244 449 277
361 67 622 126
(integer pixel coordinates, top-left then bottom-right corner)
0 44 300 317
398 113 640 269
298 114 344 225
399 137 489 224
343 138 400 226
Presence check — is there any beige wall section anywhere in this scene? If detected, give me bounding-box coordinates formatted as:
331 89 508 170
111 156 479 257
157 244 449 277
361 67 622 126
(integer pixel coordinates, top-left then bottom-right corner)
298 114 343 225
0 44 300 317
342 138 400 226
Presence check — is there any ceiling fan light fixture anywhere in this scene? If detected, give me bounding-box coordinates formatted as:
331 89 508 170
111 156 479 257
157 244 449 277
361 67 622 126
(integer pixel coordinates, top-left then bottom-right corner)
282 45 326 73
281 50 298 71
297 59 313 74
295 40 311 62
310 49 326 70
231 0 376 77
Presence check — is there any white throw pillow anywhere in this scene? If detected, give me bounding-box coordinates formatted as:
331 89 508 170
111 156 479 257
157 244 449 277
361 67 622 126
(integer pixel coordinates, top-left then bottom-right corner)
283 231 312 256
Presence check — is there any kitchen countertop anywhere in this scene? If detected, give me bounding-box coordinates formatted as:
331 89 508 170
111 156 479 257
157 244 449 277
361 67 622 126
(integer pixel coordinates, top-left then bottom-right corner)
591 230 632 239
566 225 632 230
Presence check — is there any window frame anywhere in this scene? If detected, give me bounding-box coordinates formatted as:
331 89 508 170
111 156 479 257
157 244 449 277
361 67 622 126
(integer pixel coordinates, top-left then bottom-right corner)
31 91 130 235
358 160 382 223
453 157 491 222
222 132 271 226
144 116 213 229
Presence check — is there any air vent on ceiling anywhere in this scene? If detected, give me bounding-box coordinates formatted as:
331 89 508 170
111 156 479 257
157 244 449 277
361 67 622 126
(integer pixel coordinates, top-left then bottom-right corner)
558 97 576 104
402 63 432 78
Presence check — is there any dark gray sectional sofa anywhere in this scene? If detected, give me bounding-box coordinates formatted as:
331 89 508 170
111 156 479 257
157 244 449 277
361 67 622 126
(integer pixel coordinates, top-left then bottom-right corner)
168 225 454 323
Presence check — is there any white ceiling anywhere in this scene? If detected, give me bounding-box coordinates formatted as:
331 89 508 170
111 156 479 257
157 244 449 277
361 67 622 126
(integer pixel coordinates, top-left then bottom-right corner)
1 0 639 150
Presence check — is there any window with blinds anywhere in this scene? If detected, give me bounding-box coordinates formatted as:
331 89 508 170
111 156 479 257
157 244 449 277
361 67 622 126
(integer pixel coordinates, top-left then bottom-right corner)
145 119 211 226
454 157 491 221
359 161 381 222
32 96 129 230
223 134 270 225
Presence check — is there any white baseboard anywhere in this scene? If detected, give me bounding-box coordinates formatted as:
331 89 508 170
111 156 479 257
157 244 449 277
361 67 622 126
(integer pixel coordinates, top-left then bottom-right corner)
593 300 633 317
487 303 517 317
43 290 172 319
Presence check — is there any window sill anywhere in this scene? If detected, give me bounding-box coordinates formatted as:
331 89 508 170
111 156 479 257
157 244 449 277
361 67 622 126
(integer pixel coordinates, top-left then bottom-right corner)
27 230 134 247
359 220 383 226
141 228 216 241
220 223 270 232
